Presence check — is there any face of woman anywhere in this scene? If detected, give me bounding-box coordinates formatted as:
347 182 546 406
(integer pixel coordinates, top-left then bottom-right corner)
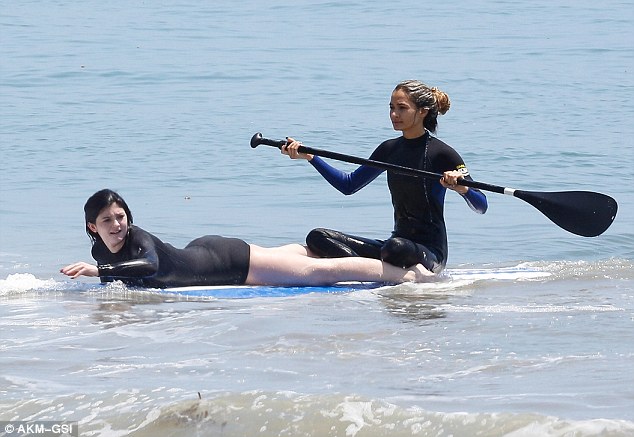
390 89 428 139
88 202 129 253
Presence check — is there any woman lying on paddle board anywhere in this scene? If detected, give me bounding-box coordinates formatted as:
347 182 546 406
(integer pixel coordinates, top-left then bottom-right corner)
282 80 488 274
60 189 433 288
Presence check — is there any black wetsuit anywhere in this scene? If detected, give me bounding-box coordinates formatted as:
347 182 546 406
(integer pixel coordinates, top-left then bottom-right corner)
92 225 251 288
306 132 487 273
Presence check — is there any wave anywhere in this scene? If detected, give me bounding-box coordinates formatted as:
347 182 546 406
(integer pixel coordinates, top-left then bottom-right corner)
129 391 634 437
3 390 632 437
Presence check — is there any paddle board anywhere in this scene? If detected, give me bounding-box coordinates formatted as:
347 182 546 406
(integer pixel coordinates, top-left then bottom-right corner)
162 281 383 298
159 266 549 298
0 266 549 298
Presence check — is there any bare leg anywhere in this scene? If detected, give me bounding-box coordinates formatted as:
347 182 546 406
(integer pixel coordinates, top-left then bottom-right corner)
264 243 318 257
245 244 435 286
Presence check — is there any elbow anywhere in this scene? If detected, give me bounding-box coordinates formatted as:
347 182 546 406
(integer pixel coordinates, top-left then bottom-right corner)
336 185 358 196
479 194 489 214
475 197 488 214
136 259 159 277
141 262 159 277
468 203 487 214
464 190 487 214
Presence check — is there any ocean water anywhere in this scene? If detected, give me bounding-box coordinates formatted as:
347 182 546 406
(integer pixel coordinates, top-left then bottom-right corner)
1 0 633 436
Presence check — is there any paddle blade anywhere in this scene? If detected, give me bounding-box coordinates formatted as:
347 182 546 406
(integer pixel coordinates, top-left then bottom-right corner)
513 190 618 237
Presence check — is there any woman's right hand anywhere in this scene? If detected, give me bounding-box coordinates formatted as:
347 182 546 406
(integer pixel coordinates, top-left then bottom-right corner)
281 137 314 161
60 262 99 279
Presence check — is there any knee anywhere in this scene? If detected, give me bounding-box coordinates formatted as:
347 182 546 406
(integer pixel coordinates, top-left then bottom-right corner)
305 228 330 256
306 228 354 257
380 238 419 268
306 228 331 247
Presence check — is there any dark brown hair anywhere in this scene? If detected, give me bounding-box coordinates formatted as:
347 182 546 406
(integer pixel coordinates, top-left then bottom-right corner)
83 189 133 244
394 80 451 133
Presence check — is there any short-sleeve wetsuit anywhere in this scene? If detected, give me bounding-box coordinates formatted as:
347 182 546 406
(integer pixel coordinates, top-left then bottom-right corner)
306 132 487 273
92 225 251 288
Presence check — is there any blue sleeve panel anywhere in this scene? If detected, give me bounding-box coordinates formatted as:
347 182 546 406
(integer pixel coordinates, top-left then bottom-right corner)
310 154 488 213
309 155 383 195
462 187 488 214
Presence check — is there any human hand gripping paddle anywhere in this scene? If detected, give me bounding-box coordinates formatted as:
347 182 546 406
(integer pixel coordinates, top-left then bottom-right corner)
250 132 618 237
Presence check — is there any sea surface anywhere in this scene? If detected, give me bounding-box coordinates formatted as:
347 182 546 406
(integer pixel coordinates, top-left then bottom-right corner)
1 1 633 436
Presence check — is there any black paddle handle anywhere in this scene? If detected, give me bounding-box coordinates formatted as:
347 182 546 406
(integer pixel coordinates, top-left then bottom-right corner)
250 132 505 194
250 133 286 149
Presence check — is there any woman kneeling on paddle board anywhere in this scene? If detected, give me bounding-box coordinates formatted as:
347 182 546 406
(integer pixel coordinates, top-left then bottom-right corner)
282 80 488 274
60 189 433 288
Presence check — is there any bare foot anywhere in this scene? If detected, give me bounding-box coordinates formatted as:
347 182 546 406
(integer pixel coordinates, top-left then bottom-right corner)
404 263 436 283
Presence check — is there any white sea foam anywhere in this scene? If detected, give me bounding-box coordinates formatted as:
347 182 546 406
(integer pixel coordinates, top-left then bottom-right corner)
0 273 61 295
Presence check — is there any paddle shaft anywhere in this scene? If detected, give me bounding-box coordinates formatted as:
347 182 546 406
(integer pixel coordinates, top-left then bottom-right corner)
251 134 507 194
250 132 618 237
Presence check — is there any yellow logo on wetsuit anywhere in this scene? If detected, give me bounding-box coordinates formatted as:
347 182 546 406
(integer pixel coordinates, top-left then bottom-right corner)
456 164 470 176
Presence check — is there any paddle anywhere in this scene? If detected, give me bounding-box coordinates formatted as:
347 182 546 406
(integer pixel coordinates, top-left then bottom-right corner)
250 133 618 237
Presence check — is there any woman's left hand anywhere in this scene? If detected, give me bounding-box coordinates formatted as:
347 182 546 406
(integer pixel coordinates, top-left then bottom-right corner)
440 170 469 194
60 262 99 279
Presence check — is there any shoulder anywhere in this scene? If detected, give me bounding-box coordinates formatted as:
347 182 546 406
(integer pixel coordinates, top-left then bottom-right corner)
428 136 469 174
428 135 463 160
128 225 165 246
428 135 454 151
380 136 402 149
119 226 163 255
91 239 112 263
128 225 157 239
370 136 402 160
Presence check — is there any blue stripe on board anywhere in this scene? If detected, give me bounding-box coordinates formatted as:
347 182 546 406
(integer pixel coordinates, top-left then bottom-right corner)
162 282 383 298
